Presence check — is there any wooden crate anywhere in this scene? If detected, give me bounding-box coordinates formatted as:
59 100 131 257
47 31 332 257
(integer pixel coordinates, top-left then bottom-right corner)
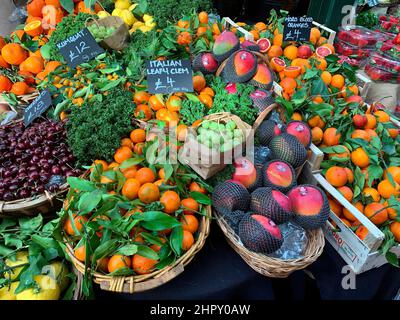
301 164 400 274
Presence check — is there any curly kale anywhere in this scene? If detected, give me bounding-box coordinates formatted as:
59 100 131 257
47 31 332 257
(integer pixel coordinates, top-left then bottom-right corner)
180 100 207 125
207 76 258 125
207 165 235 187
47 13 93 62
148 0 214 28
66 88 134 165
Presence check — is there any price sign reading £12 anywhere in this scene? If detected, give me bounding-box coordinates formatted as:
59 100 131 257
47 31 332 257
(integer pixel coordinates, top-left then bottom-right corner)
56 28 104 69
283 16 313 42
24 90 52 127
146 59 193 94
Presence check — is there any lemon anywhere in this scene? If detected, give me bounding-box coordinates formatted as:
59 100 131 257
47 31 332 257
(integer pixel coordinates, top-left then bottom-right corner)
97 11 110 19
112 8 123 16
4 251 28 281
138 25 152 33
143 14 153 22
145 21 156 28
120 9 135 26
16 275 60 300
115 0 131 10
128 3 138 11
43 262 69 292
0 282 19 300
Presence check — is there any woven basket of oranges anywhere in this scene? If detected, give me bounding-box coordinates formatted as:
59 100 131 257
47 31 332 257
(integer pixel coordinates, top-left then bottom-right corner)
61 133 212 295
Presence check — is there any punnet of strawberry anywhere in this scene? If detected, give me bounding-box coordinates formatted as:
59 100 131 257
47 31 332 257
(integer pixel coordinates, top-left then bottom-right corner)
338 25 388 47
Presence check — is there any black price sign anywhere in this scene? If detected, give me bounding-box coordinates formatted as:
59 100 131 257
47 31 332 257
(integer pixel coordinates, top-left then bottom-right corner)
56 28 104 69
146 59 193 94
283 16 313 42
24 90 52 126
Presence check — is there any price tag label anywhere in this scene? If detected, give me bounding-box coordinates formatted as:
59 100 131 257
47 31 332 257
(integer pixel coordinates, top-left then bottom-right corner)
57 28 104 69
283 16 313 42
146 59 193 94
24 90 52 126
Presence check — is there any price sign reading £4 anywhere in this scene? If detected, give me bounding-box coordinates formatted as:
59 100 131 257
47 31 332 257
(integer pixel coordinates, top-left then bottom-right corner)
146 59 193 94
24 90 52 127
283 16 313 42
56 28 104 69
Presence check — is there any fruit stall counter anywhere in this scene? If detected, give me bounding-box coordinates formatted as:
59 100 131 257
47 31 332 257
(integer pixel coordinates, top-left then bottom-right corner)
94 223 400 300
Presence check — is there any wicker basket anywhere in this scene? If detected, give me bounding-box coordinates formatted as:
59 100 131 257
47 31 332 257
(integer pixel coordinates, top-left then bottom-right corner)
64 206 211 293
0 184 68 218
214 210 325 278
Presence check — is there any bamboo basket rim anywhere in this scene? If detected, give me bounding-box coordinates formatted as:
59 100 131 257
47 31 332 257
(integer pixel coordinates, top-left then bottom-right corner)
64 206 211 293
214 210 325 278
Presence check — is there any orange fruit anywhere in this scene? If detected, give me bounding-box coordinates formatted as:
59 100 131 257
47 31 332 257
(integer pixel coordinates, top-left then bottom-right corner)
74 245 86 262
198 94 213 108
96 257 110 273
0 56 10 69
329 198 342 216
63 215 87 236
132 254 157 275
340 218 351 227
135 167 156 184
121 137 133 149
317 36 327 46
344 168 354 184
44 60 61 73
91 159 108 172
388 128 399 139
310 27 321 40
149 95 165 111
166 95 182 112
321 71 332 85
283 66 301 78
323 128 341 146
193 75 206 93
130 128 146 144
138 183 160 204
308 115 325 128
108 162 119 170
374 110 390 122
189 181 207 194
122 178 141 200
182 230 194 251
322 43 335 54
343 202 364 222
133 142 144 155
283 45 298 60
351 148 369 168
384 201 398 220
268 45 283 59
1 43 28 65
351 129 370 141
108 255 131 273
176 124 188 142
337 186 353 202
160 190 181 214
331 74 345 89
181 215 199 234
364 202 388 225
390 222 400 242
362 187 381 202
311 127 323 145
377 179 399 199
100 175 114 184
364 114 377 129
383 167 400 184
280 77 297 94
291 112 303 121
10 82 29 96
196 26 208 37
24 20 43 37
315 58 327 71
273 33 283 46
326 166 348 187
134 104 152 121
254 22 267 31
27 0 45 16
133 91 150 104
328 145 350 159
200 87 215 97
114 146 133 164
24 56 44 74
181 198 199 215
356 226 368 240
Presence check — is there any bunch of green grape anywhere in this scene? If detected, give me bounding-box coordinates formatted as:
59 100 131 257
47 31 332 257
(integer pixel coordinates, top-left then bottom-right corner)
88 24 116 42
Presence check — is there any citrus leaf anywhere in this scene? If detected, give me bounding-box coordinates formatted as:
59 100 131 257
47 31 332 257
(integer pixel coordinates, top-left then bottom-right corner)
137 245 159 260
170 226 183 256
141 211 180 231
119 157 145 169
67 177 96 192
190 191 211 205
78 189 102 214
117 244 138 256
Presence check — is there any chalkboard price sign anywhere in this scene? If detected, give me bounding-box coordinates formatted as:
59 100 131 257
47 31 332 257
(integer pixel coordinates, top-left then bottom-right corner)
24 90 52 127
56 28 104 69
146 59 193 94
283 16 313 42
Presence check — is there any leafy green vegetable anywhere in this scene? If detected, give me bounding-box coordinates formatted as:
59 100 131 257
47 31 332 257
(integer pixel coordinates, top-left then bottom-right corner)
207 76 258 125
66 87 134 164
207 165 235 187
180 100 207 125
356 11 378 29
47 13 93 62
148 0 214 29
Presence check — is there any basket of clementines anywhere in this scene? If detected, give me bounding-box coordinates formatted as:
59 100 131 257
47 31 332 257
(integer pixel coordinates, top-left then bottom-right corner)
60 128 212 295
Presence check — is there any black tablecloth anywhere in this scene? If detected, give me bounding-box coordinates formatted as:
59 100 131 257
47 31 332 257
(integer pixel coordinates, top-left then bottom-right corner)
96 222 400 300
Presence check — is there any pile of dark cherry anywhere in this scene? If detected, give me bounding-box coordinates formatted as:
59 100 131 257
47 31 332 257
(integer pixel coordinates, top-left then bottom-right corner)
0 119 81 201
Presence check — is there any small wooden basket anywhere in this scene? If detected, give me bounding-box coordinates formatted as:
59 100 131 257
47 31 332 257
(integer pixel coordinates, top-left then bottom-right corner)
214 210 325 278
179 112 252 180
64 206 211 294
